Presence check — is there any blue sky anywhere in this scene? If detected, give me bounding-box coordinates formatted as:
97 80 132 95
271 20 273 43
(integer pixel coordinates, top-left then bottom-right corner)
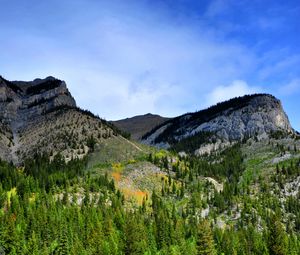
1 0 299 130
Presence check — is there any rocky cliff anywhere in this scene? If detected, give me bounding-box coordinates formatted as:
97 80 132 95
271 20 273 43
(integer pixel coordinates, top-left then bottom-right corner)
0 76 121 164
0 76 76 123
141 94 294 153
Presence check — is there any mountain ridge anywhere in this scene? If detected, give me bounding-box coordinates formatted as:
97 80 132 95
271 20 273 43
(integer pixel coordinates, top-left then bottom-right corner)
140 93 294 153
1 76 300 254
0 75 296 162
0 76 133 164
111 113 169 140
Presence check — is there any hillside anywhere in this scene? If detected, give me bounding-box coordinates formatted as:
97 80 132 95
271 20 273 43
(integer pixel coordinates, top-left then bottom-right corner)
111 113 169 140
142 94 294 153
1 125 300 254
0 76 140 164
1 76 300 254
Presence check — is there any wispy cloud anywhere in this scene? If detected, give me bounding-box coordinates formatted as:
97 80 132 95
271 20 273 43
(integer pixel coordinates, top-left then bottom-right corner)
278 79 300 96
258 53 300 81
205 80 262 106
0 0 258 119
0 0 299 129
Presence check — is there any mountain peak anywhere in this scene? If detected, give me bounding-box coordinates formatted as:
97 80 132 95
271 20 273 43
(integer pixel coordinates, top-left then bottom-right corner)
0 76 76 121
112 113 170 140
30 75 58 85
141 93 294 152
0 76 78 163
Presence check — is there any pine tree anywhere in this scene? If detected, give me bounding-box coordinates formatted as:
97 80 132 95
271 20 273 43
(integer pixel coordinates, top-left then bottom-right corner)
124 215 148 255
268 214 288 255
56 223 70 255
196 220 216 255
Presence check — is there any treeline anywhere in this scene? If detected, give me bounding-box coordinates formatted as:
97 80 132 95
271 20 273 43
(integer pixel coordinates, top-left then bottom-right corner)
26 79 62 95
171 131 214 153
0 147 300 254
43 105 131 139
0 76 23 93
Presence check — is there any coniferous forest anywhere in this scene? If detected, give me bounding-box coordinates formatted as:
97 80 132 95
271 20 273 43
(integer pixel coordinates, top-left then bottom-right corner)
0 142 299 255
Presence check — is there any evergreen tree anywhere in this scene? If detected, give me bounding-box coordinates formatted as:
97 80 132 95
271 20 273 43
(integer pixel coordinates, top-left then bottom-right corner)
196 220 216 255
268 214 288 255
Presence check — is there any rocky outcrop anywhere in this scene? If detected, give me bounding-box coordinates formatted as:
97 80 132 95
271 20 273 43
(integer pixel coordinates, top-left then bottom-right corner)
142 94 294 152
0 76 76 124
0 76 105 164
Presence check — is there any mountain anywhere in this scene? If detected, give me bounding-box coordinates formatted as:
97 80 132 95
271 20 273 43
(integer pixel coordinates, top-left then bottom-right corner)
0 76 141 164
1 76 300 254
111 113 169 140
141 94 294 153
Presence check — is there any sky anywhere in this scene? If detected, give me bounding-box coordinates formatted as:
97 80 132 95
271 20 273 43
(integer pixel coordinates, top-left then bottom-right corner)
0 0 299 130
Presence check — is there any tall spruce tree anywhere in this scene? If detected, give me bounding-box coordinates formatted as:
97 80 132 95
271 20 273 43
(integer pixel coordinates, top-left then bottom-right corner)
196 220 216 255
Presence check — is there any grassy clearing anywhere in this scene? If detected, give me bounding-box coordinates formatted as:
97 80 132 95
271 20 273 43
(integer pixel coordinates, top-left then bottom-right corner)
240 140 278 186
87 136 147 168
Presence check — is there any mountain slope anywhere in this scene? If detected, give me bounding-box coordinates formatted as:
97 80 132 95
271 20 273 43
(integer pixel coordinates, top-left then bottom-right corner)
111 113 169 140
0 77 300 254
141 94 294 152
0 76 140 164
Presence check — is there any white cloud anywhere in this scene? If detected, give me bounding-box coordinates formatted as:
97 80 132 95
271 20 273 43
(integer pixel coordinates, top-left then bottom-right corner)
0 1 258 120
205 80 262 107
63 69 187 120
278 79 300 96
3 0 297 121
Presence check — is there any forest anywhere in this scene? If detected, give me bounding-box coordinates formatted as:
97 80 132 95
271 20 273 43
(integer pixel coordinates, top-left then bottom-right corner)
0 143 299 255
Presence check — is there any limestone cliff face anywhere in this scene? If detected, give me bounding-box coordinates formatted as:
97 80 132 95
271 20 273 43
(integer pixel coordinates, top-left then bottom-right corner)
0 76 76 124
189 95 292 141
0 76 119 164
141 94 294 151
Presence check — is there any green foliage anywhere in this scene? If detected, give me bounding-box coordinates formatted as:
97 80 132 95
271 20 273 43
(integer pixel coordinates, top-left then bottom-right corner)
0 138 300 254
268 214 288 255
87 135 96 152
172 131 214 153
270 130 289 140
196 220 216 255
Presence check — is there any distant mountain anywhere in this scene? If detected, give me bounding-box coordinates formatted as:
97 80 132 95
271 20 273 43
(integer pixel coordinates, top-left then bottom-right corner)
0 76 139 164
0 75 296 163
111 113 170 140
141 94 295 153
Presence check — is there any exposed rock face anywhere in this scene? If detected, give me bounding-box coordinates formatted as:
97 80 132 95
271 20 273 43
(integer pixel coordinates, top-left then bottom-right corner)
0 76 76 124
141 94 294 152
0 76 117 164
195 140 232 156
